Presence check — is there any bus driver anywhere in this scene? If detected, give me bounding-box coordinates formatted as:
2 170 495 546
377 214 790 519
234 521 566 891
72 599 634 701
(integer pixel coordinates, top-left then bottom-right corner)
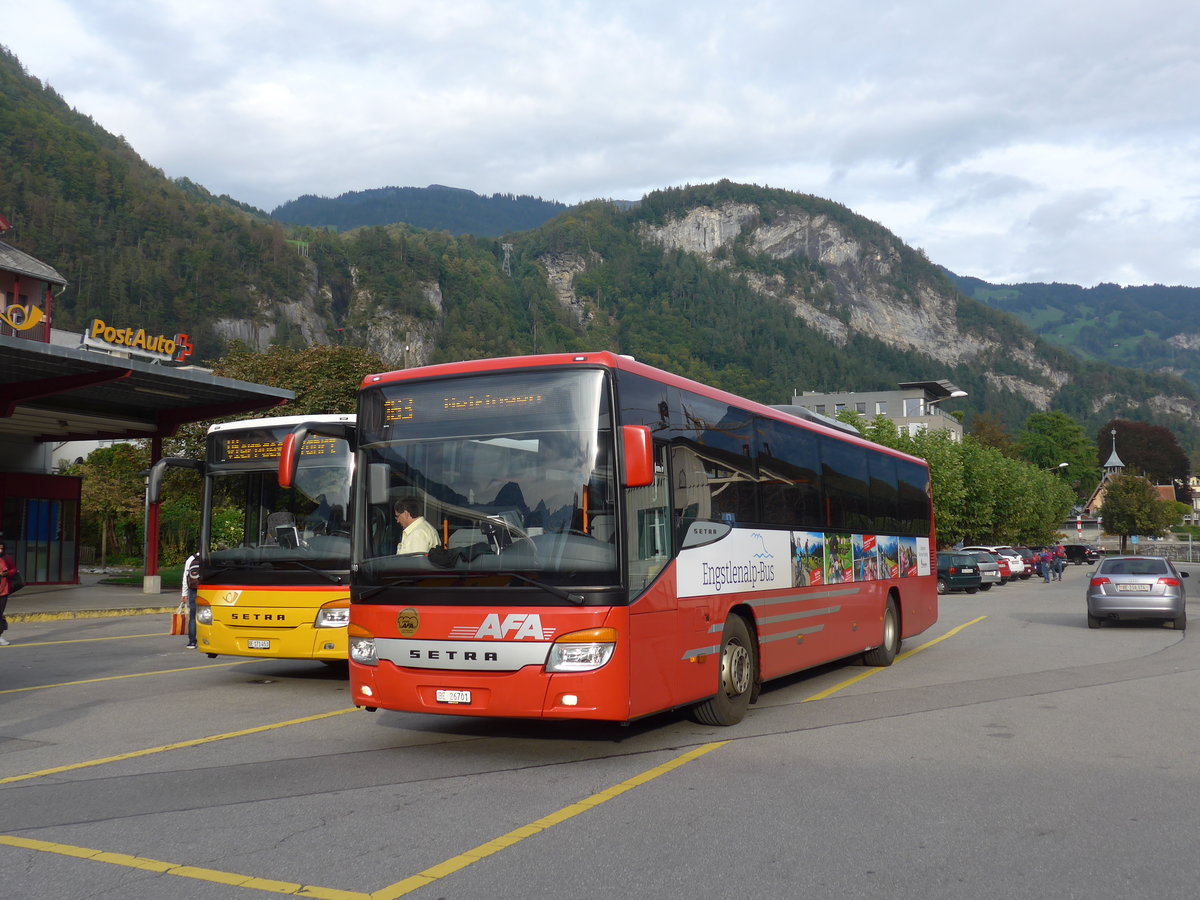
394 497 440 555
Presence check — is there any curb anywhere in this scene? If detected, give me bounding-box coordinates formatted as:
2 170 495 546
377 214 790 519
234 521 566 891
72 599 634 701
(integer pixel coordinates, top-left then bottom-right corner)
7 607 174 623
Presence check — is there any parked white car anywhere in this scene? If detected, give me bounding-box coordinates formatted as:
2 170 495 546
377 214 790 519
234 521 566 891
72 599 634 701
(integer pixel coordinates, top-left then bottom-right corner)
962 545 1027 578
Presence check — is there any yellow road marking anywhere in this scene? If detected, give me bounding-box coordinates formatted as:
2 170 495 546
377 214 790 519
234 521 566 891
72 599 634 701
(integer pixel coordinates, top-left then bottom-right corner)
1 633 166 647
0 659 257 696
803 615 988 702
368 741 729 899
0 835 366 899
0 707 360 784
0 741 726 898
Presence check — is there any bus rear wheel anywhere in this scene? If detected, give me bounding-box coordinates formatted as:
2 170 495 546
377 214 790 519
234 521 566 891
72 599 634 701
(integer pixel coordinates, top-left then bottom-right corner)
692 615 756 726
862 597 899 667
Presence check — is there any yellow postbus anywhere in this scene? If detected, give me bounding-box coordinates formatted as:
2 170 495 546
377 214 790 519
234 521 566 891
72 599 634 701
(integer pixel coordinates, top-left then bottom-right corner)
152 414 355 663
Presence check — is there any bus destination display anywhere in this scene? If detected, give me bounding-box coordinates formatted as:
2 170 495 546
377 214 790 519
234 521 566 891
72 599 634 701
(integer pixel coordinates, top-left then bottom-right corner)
383 392 545 424
213 431 346 463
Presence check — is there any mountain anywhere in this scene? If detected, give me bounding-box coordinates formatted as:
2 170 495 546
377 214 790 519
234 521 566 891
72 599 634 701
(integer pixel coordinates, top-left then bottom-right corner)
947 272 1200 390
2 46 1198 457
272 185 571 236
0 45 301 340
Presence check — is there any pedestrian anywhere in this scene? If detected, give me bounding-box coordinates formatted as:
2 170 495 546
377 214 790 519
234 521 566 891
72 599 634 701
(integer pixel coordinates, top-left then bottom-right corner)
182 543 200 649
0 539 17 646
1053 544 1066 581
1040 549 1053 583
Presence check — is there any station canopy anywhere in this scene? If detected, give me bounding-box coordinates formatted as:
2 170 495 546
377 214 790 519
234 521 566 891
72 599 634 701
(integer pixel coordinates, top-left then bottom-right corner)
0 334 293 443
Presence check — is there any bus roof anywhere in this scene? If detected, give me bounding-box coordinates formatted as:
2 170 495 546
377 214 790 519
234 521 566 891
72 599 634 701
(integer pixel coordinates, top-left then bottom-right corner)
207 413 355 435
361 353 928 468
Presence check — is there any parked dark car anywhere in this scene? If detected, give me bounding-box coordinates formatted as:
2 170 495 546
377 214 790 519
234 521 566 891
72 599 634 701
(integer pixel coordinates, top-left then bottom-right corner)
937 552 981 595
1063 543 1100 565
1086 555 1187 629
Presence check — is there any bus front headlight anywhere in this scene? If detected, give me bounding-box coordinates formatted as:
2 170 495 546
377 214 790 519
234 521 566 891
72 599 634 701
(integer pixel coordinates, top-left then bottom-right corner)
315 600 350 628
196 604 213 625
545 627 617 672
348 623 377 666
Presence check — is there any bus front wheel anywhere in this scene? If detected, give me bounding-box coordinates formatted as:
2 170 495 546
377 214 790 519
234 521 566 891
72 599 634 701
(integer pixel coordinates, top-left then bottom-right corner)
692 615 757 726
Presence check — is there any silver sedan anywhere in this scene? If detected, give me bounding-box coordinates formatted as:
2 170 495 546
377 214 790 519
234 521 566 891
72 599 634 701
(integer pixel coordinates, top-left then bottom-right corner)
1086 555 1188 630
969 550 1002 590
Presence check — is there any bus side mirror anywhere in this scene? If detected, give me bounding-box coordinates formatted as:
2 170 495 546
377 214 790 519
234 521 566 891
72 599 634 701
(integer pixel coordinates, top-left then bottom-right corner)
279 427 309 489
148 457 205 503
622 425 654 488
280 421 356 488
367 463 391 506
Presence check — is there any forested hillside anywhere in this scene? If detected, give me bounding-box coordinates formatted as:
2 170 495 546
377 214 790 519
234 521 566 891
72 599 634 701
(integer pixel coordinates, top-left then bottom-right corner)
948 272 1200 389
0 46 304 342
3 46 1199 458
272 185 570 236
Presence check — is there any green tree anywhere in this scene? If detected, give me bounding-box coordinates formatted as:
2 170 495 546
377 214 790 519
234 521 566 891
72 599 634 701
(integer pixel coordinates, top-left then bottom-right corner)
62 443 149 566
1098 419 1190 489
967 411 1016 458
1099 474 1184 551
1017 410 1102 499
212 343 386 415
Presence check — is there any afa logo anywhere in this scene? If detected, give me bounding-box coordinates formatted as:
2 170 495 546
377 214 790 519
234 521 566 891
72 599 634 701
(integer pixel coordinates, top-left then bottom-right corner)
475 613 548 640
0 303 44 331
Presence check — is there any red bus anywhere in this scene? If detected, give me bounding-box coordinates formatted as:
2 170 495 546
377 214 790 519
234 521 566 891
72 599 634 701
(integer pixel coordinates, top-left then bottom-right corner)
296 352 937 725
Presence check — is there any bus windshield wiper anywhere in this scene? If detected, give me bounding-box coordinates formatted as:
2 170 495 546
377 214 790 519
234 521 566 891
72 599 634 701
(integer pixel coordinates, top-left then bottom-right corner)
354 571 584 604
202 563 268 580
280 560 345 584
504 573 585 605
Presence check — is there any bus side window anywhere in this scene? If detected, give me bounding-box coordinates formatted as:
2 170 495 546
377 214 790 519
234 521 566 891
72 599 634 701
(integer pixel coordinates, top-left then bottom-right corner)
628 444 669 595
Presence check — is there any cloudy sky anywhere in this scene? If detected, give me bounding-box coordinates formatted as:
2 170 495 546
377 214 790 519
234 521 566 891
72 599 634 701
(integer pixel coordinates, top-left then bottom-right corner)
6 0 1199 287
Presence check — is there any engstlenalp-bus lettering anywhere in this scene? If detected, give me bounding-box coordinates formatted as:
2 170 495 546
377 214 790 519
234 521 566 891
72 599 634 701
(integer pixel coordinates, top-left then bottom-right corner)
702 559 776 592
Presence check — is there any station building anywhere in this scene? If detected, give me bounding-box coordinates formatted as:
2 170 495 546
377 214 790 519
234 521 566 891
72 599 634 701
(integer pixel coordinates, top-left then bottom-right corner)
1 233 291 587
789 380 968 441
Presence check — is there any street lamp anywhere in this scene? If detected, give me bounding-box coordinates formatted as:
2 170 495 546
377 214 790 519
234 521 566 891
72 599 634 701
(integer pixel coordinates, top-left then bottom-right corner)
1044 462 1069 472
926 390 968 407
925 390 967 414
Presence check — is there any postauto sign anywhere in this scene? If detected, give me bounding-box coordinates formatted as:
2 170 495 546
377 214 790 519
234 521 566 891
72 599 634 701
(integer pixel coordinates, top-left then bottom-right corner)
84 318 194 363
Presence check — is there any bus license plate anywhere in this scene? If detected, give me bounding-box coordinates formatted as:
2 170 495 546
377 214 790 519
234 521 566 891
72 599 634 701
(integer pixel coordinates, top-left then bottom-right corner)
436 689 471 705
248 639 271 649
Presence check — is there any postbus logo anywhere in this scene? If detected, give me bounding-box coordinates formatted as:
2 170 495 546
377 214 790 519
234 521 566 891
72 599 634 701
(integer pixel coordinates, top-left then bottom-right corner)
397 607 420 636
0 302 44 331
87 318 195 363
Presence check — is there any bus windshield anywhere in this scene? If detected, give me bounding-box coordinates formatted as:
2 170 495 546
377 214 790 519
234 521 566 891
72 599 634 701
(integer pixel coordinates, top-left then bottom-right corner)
207 425 353 571
357 368 618 586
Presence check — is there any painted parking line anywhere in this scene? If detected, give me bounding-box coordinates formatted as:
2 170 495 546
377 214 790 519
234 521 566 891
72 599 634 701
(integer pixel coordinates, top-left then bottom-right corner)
0 834 366 900
370 741 729 899
0 633 167 647
802 615 988 702
0 740 727 900
0 707 361 785
0 659 258 697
